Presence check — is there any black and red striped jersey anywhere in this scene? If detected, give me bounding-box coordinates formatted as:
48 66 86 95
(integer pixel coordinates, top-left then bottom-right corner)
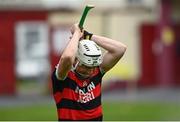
51 67 105 121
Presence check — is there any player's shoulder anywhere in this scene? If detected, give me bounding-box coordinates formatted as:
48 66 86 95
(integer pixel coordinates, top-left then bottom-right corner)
92 67 105 77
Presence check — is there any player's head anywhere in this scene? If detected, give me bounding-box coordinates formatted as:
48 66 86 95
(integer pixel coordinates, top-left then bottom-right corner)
77 39 102 67
73 39 102 78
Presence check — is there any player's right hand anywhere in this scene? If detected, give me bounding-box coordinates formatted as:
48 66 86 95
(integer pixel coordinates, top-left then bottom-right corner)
70 23 84 40
70 23 82 34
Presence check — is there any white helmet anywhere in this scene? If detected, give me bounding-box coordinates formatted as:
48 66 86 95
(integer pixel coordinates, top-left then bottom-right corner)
76 39 102 67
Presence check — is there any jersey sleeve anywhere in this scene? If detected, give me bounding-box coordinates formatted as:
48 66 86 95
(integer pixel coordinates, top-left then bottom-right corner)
51 68 65 93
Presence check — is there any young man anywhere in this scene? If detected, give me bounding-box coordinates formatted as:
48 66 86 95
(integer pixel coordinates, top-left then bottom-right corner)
51 23 127 121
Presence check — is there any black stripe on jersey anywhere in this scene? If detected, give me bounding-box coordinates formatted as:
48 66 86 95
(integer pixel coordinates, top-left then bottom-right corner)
53 75 102 93
51 69 64 93
51 70 77 93
63 77 77 91
90 72 103 85
57 94 101 110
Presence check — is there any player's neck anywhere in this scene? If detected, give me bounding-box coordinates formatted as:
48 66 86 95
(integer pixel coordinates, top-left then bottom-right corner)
74 70 90 80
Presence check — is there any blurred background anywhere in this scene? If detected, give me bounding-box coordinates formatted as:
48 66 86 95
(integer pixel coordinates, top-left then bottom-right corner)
0 0 180 121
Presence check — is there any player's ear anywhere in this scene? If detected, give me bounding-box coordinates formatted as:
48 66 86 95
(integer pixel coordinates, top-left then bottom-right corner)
73 58 78 65
75 58 78 62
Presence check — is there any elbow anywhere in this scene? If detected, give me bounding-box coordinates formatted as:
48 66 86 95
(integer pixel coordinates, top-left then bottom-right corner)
60 55 74 66
122 44 127 54
116 41 127 51
117 43 127 56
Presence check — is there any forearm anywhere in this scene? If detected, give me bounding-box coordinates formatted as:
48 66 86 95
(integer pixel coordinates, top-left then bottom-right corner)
91 34 127 55
61 31 81 64
56 23 82 80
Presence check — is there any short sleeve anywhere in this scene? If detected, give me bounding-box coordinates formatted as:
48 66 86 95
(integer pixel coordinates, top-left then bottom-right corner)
51 68 64 93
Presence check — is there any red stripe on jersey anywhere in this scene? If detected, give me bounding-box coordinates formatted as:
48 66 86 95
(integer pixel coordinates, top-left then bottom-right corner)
58 105 102 120
61 83 101 101
61 88 79 100
53 92 62 103
92 83 101 96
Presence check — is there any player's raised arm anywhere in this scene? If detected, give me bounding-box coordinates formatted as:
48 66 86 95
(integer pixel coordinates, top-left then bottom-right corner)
56 24 83 80
91 34 127 72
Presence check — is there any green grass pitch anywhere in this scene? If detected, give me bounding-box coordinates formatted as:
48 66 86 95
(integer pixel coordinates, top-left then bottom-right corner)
0 101 180 121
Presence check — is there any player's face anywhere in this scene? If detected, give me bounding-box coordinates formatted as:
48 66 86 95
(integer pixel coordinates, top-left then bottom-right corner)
76 64 96 78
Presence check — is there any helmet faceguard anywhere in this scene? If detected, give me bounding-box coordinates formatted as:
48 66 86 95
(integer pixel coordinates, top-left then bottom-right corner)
76 39 102 67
